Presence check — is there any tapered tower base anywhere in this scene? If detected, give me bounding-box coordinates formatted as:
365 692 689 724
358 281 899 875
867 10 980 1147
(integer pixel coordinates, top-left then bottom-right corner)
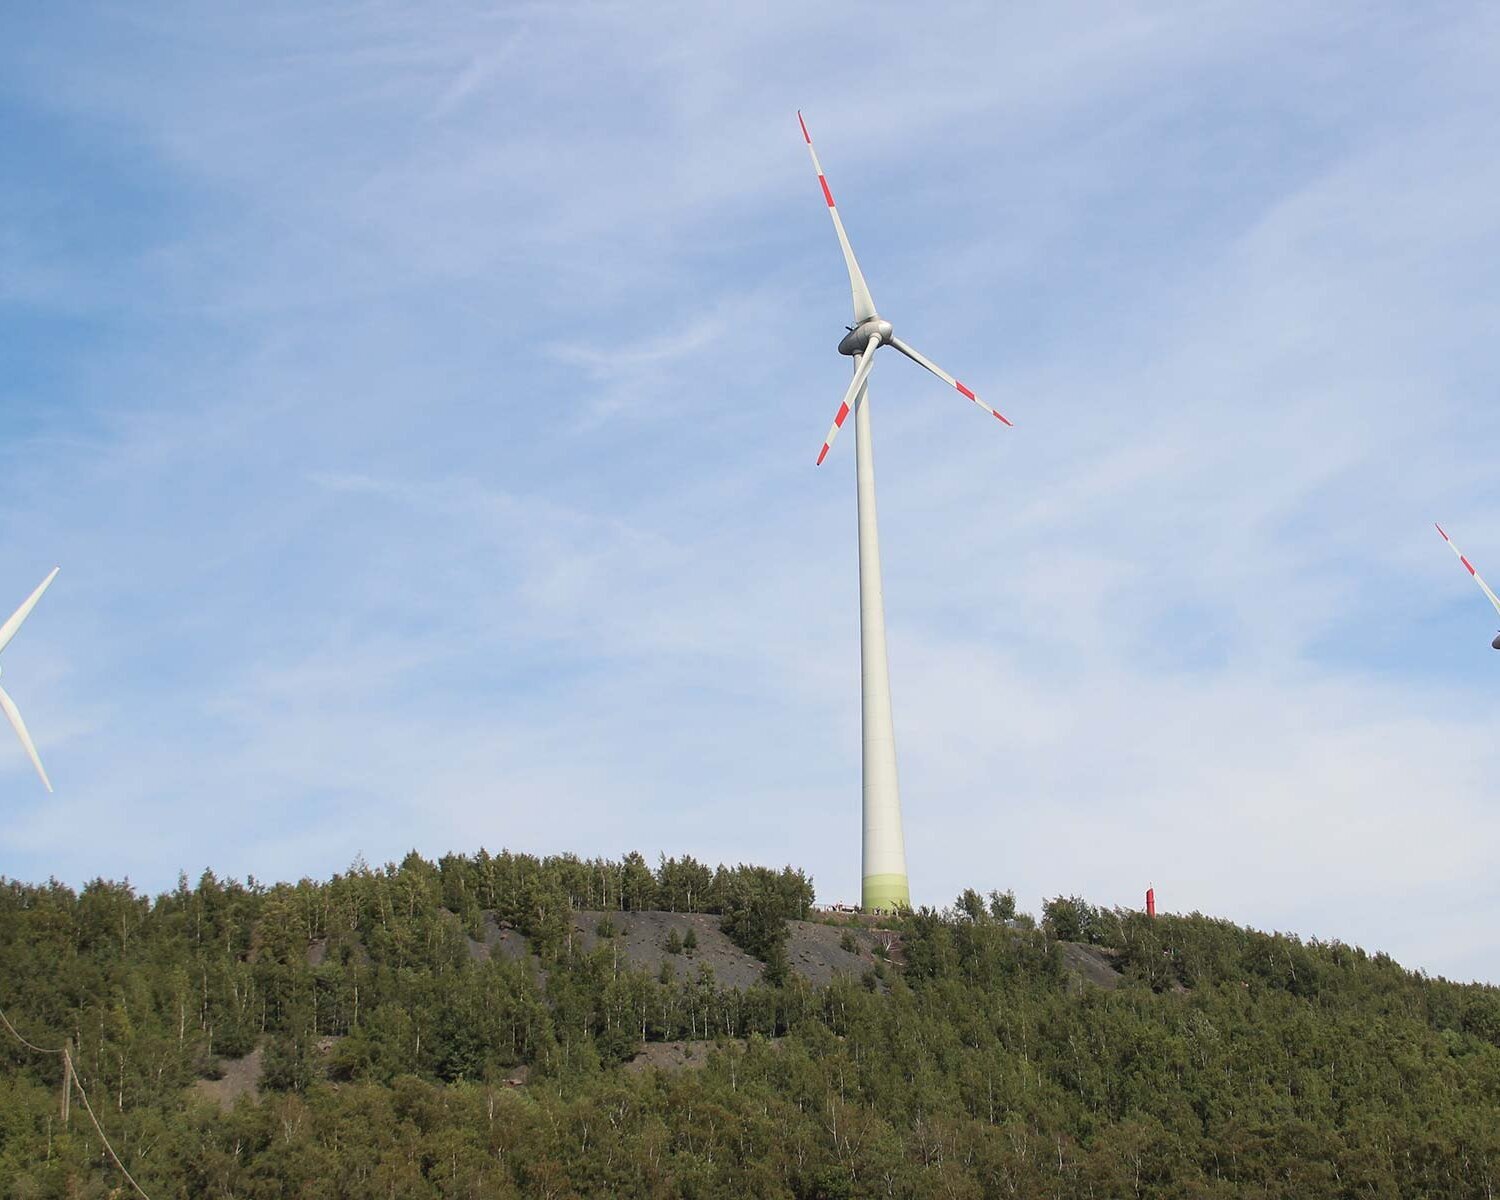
862 873 910 912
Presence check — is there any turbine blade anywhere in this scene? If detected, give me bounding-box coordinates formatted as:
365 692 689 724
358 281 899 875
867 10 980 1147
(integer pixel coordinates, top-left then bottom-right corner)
1436 524 1500 618
816 336 881 465
889 337 1012 427
0 567 59 657
798 112 878 324
0 682 52 793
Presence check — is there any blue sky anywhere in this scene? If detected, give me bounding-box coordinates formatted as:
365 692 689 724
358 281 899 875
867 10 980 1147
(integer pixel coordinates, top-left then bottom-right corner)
4 4 1500 979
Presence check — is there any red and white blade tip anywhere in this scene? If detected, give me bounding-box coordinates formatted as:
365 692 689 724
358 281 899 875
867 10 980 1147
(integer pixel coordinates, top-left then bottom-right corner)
1438 523 1480 575
798 113 835 206
956 380 1013 426
816 400 853 465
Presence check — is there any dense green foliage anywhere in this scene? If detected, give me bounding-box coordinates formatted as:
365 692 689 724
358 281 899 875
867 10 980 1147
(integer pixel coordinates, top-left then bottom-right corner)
3 851 1500 1197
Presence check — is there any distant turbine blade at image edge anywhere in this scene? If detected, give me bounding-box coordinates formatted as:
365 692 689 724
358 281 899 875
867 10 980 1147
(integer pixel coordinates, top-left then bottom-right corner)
1436 524 1500 616
0 683 52 793
888 337 1011 426
798 112 878 325
0 567 59 656
817 336 882 465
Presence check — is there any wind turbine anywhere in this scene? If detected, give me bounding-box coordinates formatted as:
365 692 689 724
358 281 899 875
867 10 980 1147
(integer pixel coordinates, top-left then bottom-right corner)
799 112 1011 912
1436 525 1500 650
0 568 60 791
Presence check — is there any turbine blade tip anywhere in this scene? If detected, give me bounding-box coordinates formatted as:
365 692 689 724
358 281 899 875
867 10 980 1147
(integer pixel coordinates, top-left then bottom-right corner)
816 445 829 466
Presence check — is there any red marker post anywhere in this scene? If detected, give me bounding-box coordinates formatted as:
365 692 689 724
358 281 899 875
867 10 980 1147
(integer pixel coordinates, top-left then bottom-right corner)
1146 887 1156 918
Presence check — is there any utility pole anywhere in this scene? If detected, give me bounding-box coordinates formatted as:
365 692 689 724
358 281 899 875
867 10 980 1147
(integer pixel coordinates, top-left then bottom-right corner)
60 1041 73 1124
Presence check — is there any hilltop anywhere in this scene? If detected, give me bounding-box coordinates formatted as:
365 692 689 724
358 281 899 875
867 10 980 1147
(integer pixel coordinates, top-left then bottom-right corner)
3 849 1500 1197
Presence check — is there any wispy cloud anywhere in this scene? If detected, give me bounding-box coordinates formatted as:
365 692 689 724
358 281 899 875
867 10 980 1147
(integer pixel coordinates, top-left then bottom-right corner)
2 3 1500 980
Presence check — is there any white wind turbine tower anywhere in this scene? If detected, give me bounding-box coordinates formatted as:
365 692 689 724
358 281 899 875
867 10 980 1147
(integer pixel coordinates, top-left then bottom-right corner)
798 113 1011 913
0 568 60 792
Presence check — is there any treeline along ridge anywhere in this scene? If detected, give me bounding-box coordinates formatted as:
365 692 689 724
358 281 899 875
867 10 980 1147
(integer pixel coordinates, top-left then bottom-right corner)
4 849 1500 1196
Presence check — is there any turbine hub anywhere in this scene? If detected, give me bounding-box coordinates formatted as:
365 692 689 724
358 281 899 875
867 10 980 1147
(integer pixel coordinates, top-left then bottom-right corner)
837 317 892 357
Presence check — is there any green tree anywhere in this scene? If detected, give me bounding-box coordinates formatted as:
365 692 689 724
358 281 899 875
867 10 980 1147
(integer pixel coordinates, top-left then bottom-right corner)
619 851 658 912
261 1032 315 1092
956 888 987 922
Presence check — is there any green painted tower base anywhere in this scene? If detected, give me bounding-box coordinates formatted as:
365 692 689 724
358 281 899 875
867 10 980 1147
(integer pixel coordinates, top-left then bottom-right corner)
862 873 910 913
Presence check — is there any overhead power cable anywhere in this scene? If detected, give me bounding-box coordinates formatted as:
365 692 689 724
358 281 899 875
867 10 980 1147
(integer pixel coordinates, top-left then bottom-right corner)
0 1000 63 1056
0 997 156 1200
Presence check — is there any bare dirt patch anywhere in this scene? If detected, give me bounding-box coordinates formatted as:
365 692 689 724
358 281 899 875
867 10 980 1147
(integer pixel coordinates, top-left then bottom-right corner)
307 932 371 969
572 911 766 988
568 911 899 989
786 920 886 987
1058 942 1124 991
191 1044 263 1111
623 1040 715 1074
624 1036 787 1076
466 911 533 966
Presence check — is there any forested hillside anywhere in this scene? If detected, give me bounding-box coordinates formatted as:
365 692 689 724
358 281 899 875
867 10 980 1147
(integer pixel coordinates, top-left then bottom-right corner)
4 850 1500 1197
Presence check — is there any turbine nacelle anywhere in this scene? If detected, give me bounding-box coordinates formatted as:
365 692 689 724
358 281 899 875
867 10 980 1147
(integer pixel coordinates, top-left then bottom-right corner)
800 112 1012 468
838 317 893 357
